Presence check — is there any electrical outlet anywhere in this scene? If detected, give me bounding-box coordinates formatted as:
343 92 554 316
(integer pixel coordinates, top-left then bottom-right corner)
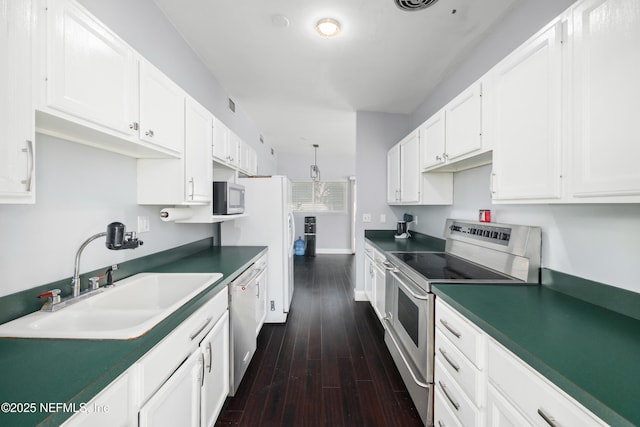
137 216 150 233
363 213 372 223
380 214 386 223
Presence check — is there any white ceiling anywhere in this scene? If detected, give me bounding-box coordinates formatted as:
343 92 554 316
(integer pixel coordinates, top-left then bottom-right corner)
153 0 517 156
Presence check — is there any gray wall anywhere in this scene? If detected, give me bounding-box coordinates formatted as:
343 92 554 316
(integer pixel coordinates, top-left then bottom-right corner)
354 111 411 296
0 0 273 298
277 152 355 252
355 0 640 294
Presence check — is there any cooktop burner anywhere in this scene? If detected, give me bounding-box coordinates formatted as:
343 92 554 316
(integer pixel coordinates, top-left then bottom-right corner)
390 252 515 281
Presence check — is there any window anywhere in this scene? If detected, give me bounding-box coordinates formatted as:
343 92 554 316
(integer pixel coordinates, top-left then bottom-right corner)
291 180 348 213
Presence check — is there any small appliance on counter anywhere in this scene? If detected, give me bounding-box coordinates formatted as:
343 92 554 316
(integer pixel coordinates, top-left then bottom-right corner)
394 214 414 239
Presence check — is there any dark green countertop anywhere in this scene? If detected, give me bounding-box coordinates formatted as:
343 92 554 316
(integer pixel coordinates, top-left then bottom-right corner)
0 245 266 427
433 284 640 427
364 229 445 252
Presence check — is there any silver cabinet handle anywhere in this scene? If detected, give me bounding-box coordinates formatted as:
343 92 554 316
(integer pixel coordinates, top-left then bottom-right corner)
129 122 139 131
438 348 460 372
145 129 154 137
206 341 213 373
189 316 213 340
189 177 195 199
437 421 446 427
21 140 34 191
438 381 460 411
199 353 205 387
537 408 559 427
435 155 442 161
439 319 462 338
382 261 399 272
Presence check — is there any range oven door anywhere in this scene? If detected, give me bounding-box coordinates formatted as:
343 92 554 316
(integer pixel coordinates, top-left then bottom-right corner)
383 263 434 424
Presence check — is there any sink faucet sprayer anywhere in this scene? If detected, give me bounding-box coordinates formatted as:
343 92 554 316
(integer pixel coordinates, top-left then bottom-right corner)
70 222 143 297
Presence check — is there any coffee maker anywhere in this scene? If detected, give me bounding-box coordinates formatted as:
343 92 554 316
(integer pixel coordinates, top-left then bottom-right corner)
395 214 414 239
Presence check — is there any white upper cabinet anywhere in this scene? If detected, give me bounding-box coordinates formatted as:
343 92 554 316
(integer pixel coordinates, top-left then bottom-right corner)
41 0 137 137
36 0 185 158
138 60 185 156
212 116 230 164
445 82 484 162
184 99 212 203
388 130 453 205
487 19 565 202
569 0 640 201
422 82 491 173
419 109 446 171
137 98 210 205
0 0 36 204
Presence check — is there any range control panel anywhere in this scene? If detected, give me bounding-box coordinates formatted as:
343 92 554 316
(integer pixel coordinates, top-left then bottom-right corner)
448 221 511 246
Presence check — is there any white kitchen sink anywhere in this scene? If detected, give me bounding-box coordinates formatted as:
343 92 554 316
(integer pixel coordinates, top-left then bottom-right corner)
0 272 223 340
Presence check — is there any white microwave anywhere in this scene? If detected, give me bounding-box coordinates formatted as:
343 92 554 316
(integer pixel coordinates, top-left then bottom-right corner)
213 182 245 215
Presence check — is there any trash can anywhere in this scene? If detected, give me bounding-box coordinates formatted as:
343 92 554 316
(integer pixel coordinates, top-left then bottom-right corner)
304 216 316 257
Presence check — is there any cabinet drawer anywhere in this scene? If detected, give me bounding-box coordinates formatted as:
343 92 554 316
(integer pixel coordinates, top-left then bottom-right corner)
436 300 485 368
137 287 228 403
435 328 484 406
434 387 463 427
488 339 605 427
435 359 483 427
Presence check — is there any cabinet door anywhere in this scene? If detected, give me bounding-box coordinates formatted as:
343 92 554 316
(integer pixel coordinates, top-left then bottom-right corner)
489 21 564 201
400 131 421 203
0 0 35 203
185 99 212 202
139 61 184 155
445 82 483 161
212 117 230 162
139 350 201 427
486 383 533 427
387 144 401 203
419 110 446 170
45 0 137 136
62 371 136 427
201 311 229 427
228 131 241 167
373 261 386 321
570 0 640 199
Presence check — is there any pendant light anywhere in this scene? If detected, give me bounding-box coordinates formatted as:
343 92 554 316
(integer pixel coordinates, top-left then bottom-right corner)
310 144 321 182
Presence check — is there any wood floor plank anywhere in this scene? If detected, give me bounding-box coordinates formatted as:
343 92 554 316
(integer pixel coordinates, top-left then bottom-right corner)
215 255 422 427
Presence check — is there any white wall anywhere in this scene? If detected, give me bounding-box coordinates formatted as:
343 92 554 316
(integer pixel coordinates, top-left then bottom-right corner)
0 0 274 298
277 151 355 253
354 111 411 294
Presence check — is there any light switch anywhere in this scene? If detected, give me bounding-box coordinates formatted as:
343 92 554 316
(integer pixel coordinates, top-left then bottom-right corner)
137 216 150 233
380 214 386 223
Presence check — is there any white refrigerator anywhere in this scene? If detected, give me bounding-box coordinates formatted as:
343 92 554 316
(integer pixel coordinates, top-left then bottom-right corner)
221 176 295 323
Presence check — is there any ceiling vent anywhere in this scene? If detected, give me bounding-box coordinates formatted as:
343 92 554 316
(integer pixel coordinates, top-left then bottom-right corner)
394 0 439 11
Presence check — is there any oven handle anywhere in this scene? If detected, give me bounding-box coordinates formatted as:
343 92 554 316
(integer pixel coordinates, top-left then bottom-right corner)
382 261 399 272
389 270 430 301
384 320 429 389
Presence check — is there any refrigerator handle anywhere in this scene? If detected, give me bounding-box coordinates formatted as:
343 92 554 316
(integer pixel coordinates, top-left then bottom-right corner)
288 213 296 251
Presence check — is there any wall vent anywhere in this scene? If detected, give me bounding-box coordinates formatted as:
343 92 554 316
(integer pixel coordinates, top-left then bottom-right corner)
394 0 439 11
228 98 236 112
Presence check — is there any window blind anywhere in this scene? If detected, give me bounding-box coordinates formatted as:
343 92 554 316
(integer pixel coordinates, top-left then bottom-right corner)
291 180 347 213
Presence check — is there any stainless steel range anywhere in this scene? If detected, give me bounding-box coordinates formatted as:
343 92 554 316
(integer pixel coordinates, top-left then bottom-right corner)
382 219 541 426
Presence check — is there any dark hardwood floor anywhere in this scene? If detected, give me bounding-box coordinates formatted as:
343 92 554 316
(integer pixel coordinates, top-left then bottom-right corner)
215 255 423 427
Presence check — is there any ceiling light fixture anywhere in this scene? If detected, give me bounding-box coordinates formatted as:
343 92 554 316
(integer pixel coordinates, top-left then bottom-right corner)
310 144 321 181
315 18 341 38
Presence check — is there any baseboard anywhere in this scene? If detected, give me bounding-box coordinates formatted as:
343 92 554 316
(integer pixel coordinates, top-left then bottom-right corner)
353 289 368 301
316 248 354 255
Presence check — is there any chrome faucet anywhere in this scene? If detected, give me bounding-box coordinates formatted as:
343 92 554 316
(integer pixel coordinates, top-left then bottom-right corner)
39 222 142 311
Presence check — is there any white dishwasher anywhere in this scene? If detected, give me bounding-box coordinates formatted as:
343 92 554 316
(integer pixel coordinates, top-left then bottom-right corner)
229 259 266 396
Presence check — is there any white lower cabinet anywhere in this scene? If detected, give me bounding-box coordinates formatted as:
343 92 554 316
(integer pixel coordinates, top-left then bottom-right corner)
363 243 386 321
61 371 137 427
435 299 606 427
487 338 606 427
138 289 229 427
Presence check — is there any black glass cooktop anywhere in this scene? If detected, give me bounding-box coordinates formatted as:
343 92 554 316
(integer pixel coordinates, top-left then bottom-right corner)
390 252 513 281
